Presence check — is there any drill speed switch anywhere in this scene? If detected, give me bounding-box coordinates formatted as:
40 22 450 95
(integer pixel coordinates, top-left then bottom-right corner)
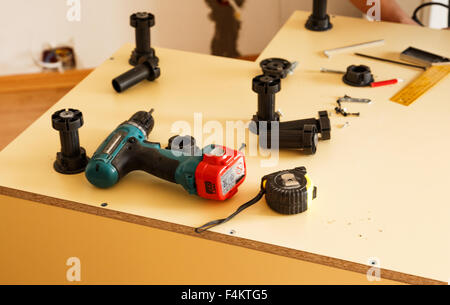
85 110 246 201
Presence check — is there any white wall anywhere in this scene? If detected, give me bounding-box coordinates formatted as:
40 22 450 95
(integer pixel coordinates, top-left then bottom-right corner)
428 0 449 28
279 0 361 22
0 0 442 76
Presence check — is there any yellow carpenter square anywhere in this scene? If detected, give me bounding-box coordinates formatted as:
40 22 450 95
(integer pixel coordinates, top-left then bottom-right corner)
391 64 450 106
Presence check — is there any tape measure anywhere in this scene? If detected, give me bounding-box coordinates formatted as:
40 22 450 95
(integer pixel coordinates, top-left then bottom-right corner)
264 167 317 215
390 63 450 106
195 167 317 233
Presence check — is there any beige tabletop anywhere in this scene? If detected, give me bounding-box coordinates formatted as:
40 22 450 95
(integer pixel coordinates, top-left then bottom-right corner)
0 11 448 284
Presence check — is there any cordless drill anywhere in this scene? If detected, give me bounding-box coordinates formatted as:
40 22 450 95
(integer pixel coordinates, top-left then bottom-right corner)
85 110 246 200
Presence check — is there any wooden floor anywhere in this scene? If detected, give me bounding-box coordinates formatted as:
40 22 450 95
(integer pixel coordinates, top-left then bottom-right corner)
0 70 92 151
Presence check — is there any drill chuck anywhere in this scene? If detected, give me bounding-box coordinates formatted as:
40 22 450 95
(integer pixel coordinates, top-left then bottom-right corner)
126 110 155 135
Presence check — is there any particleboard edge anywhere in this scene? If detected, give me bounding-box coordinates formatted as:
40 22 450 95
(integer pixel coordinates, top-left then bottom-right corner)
0 185 445 285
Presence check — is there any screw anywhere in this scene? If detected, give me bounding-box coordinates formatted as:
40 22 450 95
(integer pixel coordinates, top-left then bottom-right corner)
347 112 360 117
340 122 350 128
288 61 299 75
335 101 360 117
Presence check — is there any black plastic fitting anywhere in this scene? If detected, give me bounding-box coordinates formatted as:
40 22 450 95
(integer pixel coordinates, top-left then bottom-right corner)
52 109 89 174
343 65 374 87
279 111 331 140
251 75 281 134
112 59 161 93
261 125 319 155
260 58 292 79
305 0 333 31
129 12 159 66
166 135 200 156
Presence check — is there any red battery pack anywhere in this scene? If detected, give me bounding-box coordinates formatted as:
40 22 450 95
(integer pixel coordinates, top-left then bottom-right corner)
195 146 246 201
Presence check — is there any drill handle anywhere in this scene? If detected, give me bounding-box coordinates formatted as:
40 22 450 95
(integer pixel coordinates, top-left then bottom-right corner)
112 138 180 183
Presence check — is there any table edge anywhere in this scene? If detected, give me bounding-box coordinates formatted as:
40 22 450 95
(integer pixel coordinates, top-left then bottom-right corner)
0 185 444 285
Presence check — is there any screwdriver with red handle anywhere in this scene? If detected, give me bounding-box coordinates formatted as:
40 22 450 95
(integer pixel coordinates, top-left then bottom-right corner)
371 78 403 88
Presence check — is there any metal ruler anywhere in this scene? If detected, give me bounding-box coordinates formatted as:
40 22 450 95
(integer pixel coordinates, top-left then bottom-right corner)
390 63 450 106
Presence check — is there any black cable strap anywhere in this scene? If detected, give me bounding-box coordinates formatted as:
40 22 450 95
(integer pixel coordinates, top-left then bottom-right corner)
195 178 267 234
